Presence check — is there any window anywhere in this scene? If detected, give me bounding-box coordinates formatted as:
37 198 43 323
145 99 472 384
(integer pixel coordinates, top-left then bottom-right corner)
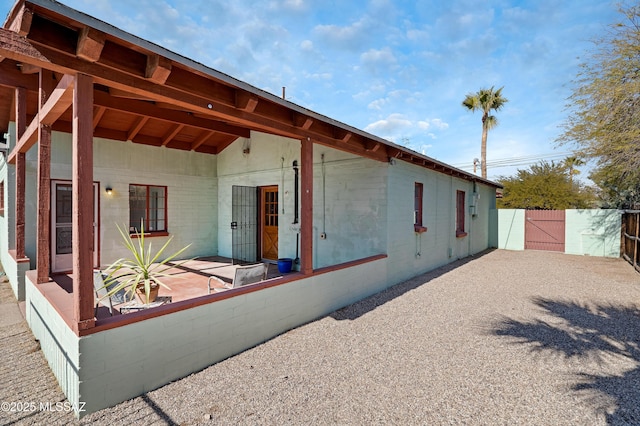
129 184 167 234
0 181 4 216
456 190 466 237
414 182 427 233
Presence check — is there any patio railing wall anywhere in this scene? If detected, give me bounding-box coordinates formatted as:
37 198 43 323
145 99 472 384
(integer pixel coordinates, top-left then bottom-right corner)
621 210 640 272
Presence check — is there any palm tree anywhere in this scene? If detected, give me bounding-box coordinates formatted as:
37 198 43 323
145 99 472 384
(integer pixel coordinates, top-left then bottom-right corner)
563 156 585 185
462 86 508 179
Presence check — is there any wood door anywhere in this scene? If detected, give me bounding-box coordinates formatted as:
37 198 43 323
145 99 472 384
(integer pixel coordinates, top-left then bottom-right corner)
261 186 279 260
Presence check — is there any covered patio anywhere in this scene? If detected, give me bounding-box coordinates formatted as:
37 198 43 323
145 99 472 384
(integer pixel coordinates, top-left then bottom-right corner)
49 258 285 320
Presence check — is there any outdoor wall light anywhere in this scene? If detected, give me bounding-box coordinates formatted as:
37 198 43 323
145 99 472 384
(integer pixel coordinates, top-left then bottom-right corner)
106 186 113 195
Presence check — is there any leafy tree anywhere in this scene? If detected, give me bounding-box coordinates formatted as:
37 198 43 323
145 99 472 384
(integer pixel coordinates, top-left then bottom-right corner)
462 86 508 179
497 161 595 209
558 4 640 208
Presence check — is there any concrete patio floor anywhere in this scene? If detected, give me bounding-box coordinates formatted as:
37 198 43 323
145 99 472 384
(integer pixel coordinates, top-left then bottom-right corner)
51 257 283 319
1 249 640 425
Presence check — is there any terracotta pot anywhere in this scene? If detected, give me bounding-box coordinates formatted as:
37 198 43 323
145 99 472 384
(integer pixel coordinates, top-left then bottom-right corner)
135 281 160 303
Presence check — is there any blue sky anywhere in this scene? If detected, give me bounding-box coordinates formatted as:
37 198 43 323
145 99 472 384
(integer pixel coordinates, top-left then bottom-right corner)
1 0 620 181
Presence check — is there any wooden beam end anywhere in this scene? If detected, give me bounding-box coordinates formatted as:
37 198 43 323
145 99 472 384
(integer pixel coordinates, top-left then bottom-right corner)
236 91 258 112
146 54 172 84
76 27 105 63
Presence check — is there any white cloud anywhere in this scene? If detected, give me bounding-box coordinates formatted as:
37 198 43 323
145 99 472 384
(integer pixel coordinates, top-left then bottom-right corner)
417 118 449 131
365 113 412 135
360 47 397 68
313 17 373 50
430 118 449 130
368 99 387 110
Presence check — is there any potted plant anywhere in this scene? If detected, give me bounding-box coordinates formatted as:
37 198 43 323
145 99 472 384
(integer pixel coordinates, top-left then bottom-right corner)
102 221 191 304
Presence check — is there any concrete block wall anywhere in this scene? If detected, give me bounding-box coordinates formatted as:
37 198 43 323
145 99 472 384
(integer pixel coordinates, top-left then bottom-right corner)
25 276 81 411
77 257 388 416
496 209 621 256
385 160 496 285
45 133 218 265
497 209 525 250
217 132 387 268
0 123 37 299
216 131 300 261
565 209 621 257
312 152 387 268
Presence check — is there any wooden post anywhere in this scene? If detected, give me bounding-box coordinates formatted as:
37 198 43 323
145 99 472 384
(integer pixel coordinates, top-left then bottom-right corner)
72 73 95 330
300 137 313 274
633 213 640 269
14 87 26 259
36 71 53 283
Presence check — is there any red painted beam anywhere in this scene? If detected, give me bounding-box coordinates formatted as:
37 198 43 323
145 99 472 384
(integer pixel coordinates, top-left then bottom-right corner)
7 73 74 164
300 137 313 274
36 70 53 284
72 73 96 331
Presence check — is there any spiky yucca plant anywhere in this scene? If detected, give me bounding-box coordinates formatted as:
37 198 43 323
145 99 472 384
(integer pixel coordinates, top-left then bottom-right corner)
102 221 191 304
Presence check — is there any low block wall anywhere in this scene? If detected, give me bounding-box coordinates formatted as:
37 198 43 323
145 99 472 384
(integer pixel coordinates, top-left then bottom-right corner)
31 257 388 417
496 209 621 257
25 273 81 412
564 209 621 257
1 252 30 301
496 209 525 251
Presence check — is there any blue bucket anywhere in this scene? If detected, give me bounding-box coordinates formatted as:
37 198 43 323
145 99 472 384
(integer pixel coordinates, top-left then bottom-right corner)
277 258 293 273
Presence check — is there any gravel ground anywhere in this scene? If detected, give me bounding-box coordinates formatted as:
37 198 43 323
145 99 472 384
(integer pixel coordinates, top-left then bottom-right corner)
2 249 640 425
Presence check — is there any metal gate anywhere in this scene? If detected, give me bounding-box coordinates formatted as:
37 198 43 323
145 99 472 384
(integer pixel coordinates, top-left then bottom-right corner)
525 210 566 252
231 185 258 264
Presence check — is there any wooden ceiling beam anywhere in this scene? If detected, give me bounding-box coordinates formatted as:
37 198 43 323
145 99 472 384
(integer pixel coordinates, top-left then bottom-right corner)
8 73 74 163
0 60 38 90
93 105 105 129
1 26 389 162
126 115 148 140
1 34 310 142
364 140 380 152
76 27 105 62
109 87 154 101
93 90 250 138
131 133 163 147
293 113 313 130
236 91 258 112
213 136 237 153
40 74 74 125
161 123 183 146
94 126 127 141
190 130 214 151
